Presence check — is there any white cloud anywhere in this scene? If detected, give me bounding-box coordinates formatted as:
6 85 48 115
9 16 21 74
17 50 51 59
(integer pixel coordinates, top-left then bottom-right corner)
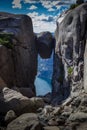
48 8 55 12
40 1 52 9
12 0 22 9
56 6 61 10
28 12 38 18
12 0 77 9
12 0 77 32
71 0 76 3
12 0 38 8
28 5 37 10
28 12 49 21
24 0 37 4
27 12 56 33
40 0 77 9
52 1 60 6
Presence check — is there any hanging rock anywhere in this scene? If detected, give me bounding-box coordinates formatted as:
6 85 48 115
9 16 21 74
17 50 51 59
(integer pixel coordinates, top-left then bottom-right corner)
36 31 55 59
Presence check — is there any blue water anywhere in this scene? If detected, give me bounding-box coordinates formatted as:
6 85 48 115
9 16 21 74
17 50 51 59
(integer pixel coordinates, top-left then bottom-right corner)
34 52 53 96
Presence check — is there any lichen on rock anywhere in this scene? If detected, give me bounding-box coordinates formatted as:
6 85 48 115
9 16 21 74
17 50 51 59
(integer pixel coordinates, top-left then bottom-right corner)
0 33 14 49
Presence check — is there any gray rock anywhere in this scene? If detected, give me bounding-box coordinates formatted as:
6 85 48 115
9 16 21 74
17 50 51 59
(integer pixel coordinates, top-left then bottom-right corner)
52 107 61 115
0 12 37 93
84 39 87 93
48 118 58 126
17 87 35 98
71 97 81 107
43 126 60 130
7 113 43 130
36 31 55 59
5 110 17 124
68 112 87 122
62 106 73 117
64 122 79 130
52 4 87 105
0 87 45 114
76 122 87 130
81 96 87 106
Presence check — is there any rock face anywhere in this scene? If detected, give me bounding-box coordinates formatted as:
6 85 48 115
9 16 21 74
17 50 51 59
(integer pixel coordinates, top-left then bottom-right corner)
52 4 87 105
0 12 37 92
36 31 55 59
0 45 14 88
84 38 87 92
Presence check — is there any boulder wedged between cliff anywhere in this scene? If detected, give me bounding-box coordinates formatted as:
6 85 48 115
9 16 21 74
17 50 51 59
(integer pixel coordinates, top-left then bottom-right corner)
0 3 87 130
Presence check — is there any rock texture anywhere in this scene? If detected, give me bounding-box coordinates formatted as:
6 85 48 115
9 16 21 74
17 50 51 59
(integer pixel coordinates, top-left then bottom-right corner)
0 12 37 93
0 87 44 115
36 31 55 59
44 126 60 130
7 113 43 130
5 110 17 124
84 38 87 92
37 93 87 130
52 3 87 105
0 46 14 88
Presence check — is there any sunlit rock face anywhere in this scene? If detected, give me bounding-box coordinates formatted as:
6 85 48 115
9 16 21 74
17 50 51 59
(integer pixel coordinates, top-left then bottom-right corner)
0 12 37 93
52 3 87 105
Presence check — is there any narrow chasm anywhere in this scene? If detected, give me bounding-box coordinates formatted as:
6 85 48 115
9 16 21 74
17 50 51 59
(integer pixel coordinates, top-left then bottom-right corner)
34 52 53 96
34 31 55 96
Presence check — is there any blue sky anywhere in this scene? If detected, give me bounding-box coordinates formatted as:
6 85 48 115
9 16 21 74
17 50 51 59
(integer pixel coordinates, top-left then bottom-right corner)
0 0 76 32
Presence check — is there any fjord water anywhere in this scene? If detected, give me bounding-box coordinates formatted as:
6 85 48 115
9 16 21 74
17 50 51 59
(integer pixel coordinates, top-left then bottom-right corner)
34 52 53 96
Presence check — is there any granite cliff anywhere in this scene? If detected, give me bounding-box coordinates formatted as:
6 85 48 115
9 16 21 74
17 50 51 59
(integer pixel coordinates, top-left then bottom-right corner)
0 12 37 94
52 3 87 105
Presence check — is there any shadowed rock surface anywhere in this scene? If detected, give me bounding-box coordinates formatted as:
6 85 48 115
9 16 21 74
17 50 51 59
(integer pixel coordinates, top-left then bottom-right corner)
84 37 87 92
7 113 43 130
0 12 37 93
5 110 17 124
52 3 87 105
36 31 55 59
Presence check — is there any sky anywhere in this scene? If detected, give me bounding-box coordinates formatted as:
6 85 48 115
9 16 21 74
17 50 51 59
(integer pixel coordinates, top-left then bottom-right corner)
0 0 77 33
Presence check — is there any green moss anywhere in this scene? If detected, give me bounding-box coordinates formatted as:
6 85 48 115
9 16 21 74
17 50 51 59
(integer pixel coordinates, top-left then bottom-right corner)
70 4 78 9
70 0 84 10
0 33 14 49
68 67 73 76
